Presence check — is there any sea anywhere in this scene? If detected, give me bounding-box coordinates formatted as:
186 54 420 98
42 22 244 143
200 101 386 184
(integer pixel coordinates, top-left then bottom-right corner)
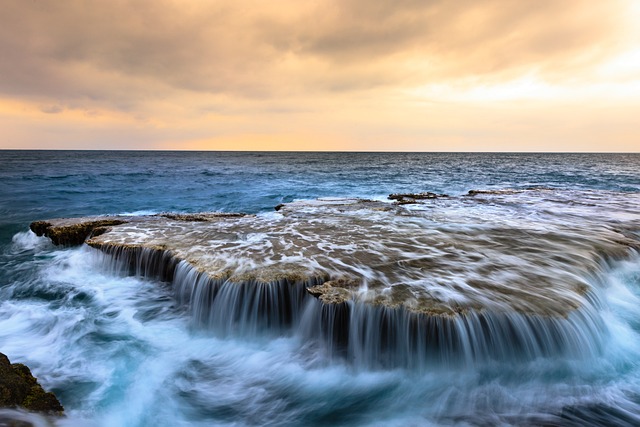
1 150 640 426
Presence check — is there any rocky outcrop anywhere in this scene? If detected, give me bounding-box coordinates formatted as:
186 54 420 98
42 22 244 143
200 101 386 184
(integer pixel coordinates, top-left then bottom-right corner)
27 192 640 366
28 195 640 318
159 212 247 222
29 213 250 245
0 353 63 415
388 192 447 204
465 188 553 196
30 218 126 245
466 189 521 196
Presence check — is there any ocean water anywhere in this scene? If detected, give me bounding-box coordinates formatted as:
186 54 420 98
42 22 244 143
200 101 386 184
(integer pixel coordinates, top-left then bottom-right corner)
1 150 640 426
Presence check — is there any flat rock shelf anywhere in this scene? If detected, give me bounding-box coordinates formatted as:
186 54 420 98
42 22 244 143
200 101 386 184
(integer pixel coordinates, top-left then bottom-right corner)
30 190 640 367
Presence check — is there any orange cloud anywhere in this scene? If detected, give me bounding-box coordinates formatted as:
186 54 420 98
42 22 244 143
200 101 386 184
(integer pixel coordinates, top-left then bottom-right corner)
0 0 638 151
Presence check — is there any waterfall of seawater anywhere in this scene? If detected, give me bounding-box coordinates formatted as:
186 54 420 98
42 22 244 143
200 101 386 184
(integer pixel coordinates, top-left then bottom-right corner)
2 232 640 426
91 243 611 370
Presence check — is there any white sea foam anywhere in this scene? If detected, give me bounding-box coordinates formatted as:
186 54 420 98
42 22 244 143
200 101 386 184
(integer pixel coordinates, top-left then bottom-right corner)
10 230 52 252
117 210 159 216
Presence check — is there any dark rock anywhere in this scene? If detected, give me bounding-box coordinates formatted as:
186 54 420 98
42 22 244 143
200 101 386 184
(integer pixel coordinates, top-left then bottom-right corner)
0 353 64 415
28 221 52 238
274 204 285 211
388 192 447 204
30 218 126 245
466 189 520 196
159 212 246 222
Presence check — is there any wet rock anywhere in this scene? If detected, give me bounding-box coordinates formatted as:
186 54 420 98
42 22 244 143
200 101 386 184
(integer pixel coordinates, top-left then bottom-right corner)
0 353 64 415
30 218 127 245
25 192 640 366
466 189 520 196
307 280 357 304
388 192 447 204
30 192 640 318
158 212 246 222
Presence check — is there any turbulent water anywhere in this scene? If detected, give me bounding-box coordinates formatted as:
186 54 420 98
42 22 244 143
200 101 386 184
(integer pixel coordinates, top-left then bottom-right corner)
1 151 640 426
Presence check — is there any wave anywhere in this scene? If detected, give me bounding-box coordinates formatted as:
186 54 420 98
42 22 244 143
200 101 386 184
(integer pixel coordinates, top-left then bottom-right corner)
10 230 53 253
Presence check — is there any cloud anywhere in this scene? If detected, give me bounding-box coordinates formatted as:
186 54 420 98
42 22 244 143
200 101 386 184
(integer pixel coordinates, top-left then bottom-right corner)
40 104 64 114
0 0 638 151
0 0 634 105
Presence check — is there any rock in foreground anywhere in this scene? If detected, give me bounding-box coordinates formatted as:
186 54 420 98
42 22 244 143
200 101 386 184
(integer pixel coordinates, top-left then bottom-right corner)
0 352 64 415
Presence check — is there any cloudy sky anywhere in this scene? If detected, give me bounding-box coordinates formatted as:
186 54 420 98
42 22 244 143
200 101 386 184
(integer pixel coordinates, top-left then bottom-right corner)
1 0 639 151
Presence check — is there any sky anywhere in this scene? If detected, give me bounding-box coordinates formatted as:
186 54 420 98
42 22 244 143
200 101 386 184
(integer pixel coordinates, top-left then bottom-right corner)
1 0 639 152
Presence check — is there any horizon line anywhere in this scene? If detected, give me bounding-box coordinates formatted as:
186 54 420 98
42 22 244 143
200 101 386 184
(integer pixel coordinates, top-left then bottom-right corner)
1 148 639 154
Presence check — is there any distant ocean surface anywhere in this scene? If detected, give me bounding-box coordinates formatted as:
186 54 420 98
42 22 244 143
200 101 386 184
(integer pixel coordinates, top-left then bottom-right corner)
1 151 640 426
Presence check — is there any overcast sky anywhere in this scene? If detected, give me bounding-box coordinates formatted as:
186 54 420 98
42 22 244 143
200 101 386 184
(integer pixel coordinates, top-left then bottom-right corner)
1 0 639 151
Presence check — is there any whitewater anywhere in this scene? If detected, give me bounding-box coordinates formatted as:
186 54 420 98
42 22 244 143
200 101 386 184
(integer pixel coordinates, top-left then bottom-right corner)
1 151 640 426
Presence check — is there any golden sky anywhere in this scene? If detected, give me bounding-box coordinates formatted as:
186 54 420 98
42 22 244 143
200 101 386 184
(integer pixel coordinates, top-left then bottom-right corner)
1 0 639 151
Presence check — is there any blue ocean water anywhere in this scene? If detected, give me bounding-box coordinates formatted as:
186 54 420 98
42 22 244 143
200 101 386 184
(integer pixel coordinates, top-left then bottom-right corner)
1 151 640 426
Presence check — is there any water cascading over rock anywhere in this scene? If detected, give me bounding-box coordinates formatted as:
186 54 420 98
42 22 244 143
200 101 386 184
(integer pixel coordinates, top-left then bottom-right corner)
30 189 640 368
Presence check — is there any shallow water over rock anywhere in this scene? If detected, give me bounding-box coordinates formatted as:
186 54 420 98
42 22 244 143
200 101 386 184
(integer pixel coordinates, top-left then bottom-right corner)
31 189 640 368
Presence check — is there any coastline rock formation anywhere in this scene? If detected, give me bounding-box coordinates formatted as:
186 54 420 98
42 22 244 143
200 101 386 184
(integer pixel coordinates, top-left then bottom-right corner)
30 192 640 317
29 190 640 366
30 218 126 246
0 353 64 415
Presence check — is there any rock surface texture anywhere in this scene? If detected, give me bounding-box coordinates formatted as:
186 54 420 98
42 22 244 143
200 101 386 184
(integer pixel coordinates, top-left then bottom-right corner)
0 352 64 415
30 190 640 318
29 190 640 366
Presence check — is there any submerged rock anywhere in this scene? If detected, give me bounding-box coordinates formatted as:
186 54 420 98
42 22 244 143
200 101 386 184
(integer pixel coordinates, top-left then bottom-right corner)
0 353 63 415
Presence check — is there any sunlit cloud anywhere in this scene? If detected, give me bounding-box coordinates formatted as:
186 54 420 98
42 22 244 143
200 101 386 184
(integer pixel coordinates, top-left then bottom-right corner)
0 0 638 151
